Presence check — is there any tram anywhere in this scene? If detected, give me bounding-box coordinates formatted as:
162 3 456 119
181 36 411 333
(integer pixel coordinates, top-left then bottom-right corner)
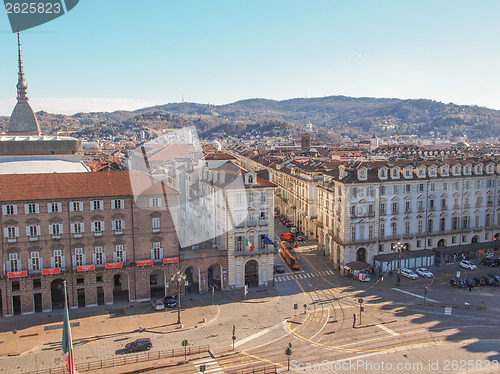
280 241 300 270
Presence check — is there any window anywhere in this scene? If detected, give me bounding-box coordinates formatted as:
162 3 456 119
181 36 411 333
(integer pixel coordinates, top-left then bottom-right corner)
48 202 62 213
235 236 243 251
465 181 470 189
462 216 470 229
430 183 435 192
260 192 266 203
368 225 374 239
93 246 105 265
443 182 448 191
149 198 162 208
379 244 384 252
391 221 397 236
52 250 64 269
418 219 423 234
12 281 20 292
380 222 385 237
152 242 163 261
96 275 103 283
405 201 411 212
2 204 18 215
405 184 411 193
77 278 84 285
405 169 411 177
351 187 357 198
259 234 266 250
380 169 386 178
112 199 125 210
71 222 85 237
112 220 125 234
26 225 41 239
33 279 41 289
486 213 491 227
73 248 85 267
417 200 424 212
4 226 19 242
248 192 254 204
452 236 457 244
416 240 422 248
236 193 242 204
350 206 356 217
452 216 459 230
428 238 432 246
8 253 19 272
405 220 410 236
393 185 398 194
260 211 267 220
49 223 63 238
25 203 39 214
380 203 386 215
29 251 41 272
114 245 126 263
380 186 386 195
429 199 435 210
392 202 399 214
440 217 445 231
152 217 160 232
427 218 433 233
392 168 398 178
368 204 374 215
90 200 104 211
69 201 83 212
91 221 104 235
475 215 480 228
351 226 356 241
418 184 424 193
441 198 447 209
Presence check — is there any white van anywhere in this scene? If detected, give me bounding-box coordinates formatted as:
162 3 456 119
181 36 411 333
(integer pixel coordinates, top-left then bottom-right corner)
399 268 418 279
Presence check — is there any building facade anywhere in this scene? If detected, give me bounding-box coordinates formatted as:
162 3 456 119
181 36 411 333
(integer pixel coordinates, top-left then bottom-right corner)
0 171 180 316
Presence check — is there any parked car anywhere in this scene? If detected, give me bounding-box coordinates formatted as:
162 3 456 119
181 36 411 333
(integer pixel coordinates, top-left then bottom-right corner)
399 268 418 279
125 338 152 353
472 277 485 286
464 278 476 287
450 278 465 287
459 260 477 270
488 274 500 283
416 268 434 278
152 299 165 311
493 258 500 266
481 258 499 267
482 275 499 286
163 295 177 308
274 264 285 274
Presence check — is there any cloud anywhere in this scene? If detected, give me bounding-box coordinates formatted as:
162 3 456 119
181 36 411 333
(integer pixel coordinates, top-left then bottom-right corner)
0 98 163 116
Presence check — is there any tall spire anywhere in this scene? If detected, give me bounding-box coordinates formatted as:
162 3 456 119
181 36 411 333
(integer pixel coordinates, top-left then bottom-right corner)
16 30 28 103
8 31 41 135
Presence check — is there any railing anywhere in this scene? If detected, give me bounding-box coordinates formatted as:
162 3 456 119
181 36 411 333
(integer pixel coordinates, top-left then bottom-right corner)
34 345 210 374
233 366 278 374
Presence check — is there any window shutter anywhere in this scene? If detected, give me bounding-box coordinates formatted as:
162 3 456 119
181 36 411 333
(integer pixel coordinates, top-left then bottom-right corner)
81 223 85 232
101 222 105 231
57 203 62 212
70 223 75 234
151 248 155 260
102 253 106 264
49 225 54 235
69 203 74 212
82 254 86 265
112 220 116 230
59 224 63 234
37 225 41 235
92 253 97 265
113 251 117 262
123 251 127 263
91 222 95 232
61 256 65 270
159 247 163 259
35 204 39 213
15 227 19 237
39 258 43 269
72 255 77 267
26 226 30 236
149 198 153 208
90 202 94 211
99 200 104 210
24 204 29 214
1 206 6 215
3 228 7 238
120 199 125 209
13 205 17 215
121 220 125 230
50 257 55 268
47 203 51 212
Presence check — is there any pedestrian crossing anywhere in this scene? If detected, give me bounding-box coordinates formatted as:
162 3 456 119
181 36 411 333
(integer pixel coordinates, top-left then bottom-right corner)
191 356 224 374
275 270 335 282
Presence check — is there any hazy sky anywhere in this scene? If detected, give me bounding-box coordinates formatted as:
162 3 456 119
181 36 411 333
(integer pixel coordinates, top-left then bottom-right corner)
1 0 499 115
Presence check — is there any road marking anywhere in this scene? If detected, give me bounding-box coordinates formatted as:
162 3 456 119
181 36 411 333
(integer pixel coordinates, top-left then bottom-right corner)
391 288 438 302
239 352 286 369
234 321 284 348
444 306 452 315
191 356 224 373
376 324 400 336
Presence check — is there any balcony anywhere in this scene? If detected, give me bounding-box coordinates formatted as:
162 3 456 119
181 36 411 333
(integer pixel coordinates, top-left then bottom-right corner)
7 238 16 243
94 232 103 237
74 233 83 238
259 219 268 226
29 236 39 242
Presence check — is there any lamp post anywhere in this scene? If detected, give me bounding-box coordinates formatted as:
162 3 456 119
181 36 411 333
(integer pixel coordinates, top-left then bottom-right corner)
396 241 403 286
171 270 186 325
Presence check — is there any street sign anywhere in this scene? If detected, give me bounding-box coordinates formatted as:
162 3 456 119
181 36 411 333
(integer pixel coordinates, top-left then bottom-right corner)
456 271 461 278
185 281 189 286
294 303 298 310
181 339 188 347
200 365 206 373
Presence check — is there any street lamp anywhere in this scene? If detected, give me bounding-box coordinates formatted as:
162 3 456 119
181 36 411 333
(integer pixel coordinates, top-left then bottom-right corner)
171 270 186 325
396 241 403 286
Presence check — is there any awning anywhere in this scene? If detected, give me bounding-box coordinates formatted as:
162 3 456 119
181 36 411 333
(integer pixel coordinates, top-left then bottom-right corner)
344 261 371 270
433 240 500 255
374 249 435 262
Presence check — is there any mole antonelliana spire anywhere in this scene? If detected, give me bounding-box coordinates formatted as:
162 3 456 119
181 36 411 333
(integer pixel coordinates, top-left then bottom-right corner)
7 31 41 135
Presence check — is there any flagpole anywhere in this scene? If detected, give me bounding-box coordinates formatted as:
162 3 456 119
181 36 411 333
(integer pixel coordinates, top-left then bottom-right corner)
63 280 74 374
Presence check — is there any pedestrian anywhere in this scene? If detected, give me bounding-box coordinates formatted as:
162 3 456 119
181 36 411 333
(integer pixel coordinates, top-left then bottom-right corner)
469 285 472 292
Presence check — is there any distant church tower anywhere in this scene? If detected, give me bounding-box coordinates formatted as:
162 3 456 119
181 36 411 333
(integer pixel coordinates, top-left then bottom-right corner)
7 32 41 135
301 133 311 151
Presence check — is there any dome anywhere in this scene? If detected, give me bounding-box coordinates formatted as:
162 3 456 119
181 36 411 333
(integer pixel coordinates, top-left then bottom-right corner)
8 101 40 135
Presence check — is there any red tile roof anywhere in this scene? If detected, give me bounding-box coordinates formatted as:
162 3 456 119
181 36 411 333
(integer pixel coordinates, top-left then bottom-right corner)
0 171 178 202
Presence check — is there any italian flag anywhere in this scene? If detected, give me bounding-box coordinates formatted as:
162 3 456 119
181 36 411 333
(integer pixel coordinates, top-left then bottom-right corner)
62 282 78 374
246 238 255 252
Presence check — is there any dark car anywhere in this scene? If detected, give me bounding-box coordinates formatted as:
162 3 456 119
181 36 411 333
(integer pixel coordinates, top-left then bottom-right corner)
488 274 500 283
274 264 285 274
125 338 152 353
481 258 499 267
163 295 177 308
493 258 500 266
472 277 485 286
450 278 465 287
482 275 498 286
464 278 476 287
